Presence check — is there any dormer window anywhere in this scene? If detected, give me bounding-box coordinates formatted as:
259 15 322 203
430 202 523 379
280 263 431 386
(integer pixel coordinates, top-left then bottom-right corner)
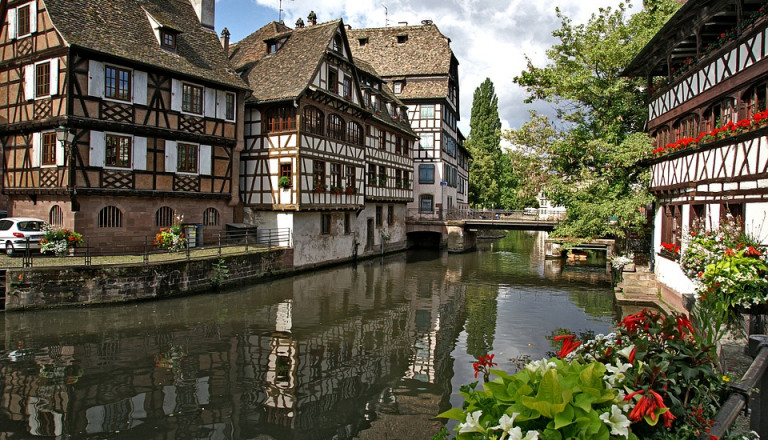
333 35 343 53
161 29 177 50
266 37 287 54
393 81 403 94
358 38 368 46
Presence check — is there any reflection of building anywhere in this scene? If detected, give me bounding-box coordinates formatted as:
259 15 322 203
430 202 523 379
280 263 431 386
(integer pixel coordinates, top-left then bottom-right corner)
624 0 768 304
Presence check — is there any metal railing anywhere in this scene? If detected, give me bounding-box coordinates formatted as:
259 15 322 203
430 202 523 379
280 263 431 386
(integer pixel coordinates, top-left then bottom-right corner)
0 228 292 269
406 208 567 222
702 334 768 439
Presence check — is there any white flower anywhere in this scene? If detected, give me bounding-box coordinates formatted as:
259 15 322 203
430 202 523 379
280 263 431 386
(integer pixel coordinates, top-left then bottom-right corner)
600 405 631 438
605 361 632 386
508 426 539 440
491 413 519 433
525 359 557 374
458 410 485 434
617 345 635 361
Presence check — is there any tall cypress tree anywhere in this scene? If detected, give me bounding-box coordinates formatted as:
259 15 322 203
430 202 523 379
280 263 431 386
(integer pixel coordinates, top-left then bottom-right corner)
466 78 504 208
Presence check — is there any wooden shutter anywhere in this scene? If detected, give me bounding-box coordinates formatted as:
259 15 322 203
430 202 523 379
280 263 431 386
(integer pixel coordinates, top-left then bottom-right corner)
133 70 147 106
55 138 64 166
216 90 226 119
24 64 34 100
165 140 177 172
31 132 40 167
28 1 37 34
170 79 182 111
7 8 16 40
89 131 105 167
199 144 212 175
133 136 147 170
204 87 216 117
88 60 104 97
49 59 59 96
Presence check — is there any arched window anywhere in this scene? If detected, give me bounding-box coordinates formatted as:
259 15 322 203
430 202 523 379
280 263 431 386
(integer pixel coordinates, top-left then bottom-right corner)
98 206 123 228
742 80 767 119
674 114 699 140
348 121 363 146
155 206 174 227
328 114 345 141
652 126 671 148
703 98 736 132
302 106 324 135
265 106 297 133
49 205 63 226
203 207 220 226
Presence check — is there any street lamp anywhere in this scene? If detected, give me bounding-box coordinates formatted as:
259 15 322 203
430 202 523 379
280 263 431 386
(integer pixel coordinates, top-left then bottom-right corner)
54 125 74 145
55 125 78 210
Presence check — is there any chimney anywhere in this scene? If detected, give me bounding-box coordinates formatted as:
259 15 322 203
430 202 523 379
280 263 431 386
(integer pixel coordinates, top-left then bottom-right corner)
295 18 305 28
307 10 317 26
190 0 215 29
220 27 230 53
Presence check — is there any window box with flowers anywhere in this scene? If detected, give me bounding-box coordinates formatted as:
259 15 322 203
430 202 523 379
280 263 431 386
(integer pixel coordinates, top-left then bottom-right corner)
378 175 387 186
658 241 680 260
314 184 327 193
395 179 403 189
40 225 84 257
330 185 343 195
344 185 357 195
155 223 186 253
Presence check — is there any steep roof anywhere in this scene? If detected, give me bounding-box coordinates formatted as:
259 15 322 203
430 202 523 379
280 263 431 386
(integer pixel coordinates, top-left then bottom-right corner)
232 20 341 102
347 24 454 77
228 21 291 69
44 0 247 90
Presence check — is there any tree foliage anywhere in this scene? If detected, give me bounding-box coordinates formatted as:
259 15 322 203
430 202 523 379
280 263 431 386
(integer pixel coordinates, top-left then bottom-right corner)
510 1 680 241
466 78 506 208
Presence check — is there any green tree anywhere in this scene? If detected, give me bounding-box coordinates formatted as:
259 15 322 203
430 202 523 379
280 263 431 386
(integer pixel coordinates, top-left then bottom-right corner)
465 78 505 208
511 1 680 241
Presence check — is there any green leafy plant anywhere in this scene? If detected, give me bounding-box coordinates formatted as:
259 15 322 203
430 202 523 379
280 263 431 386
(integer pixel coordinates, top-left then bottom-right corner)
211 258 229 288
154 214 186 253
278 176 291 189
40 225 84 257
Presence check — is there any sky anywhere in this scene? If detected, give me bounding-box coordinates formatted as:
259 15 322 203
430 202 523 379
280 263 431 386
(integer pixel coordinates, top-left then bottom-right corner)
214 0 642 136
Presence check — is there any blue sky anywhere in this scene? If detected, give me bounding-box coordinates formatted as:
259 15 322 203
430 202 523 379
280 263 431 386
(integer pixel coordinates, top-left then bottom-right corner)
214 0 641 134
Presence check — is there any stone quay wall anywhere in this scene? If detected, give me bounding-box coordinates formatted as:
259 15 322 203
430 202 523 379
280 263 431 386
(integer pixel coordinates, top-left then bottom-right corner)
4 249 294 311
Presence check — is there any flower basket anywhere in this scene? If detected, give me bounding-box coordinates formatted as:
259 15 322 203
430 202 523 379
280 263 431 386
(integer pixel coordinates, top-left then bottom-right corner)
155 224 187 253
345 186 356 195
314 185 327 193
278 176 291 189
40 226 84 257
658 248 680 261
330 186 343 195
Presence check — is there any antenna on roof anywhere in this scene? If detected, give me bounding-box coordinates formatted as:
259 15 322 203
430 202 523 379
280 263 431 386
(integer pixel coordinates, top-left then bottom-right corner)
278 0 293 23
381 4 390 27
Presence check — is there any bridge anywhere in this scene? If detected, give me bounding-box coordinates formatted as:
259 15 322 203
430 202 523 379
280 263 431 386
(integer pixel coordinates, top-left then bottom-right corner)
405 209 566 251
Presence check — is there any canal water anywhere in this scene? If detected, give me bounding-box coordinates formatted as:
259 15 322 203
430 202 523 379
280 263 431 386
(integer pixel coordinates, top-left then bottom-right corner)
0 231 616 439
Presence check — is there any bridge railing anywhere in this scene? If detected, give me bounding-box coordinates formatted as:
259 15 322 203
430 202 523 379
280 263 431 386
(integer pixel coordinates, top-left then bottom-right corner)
407 208 567 223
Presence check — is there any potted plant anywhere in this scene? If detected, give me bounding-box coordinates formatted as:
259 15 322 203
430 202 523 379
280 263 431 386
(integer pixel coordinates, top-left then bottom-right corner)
659 241 680 260
154 215 187 253
378 175 387 186
330 185 343 195
314 183 327 193
40 225 84 257
278 176 291 189
345 185 356 195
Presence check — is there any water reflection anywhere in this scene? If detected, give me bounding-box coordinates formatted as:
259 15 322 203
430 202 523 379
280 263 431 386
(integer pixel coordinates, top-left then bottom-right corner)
0 231 615 439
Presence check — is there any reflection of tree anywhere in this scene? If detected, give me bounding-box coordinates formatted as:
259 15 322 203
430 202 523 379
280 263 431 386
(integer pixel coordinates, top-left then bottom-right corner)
567 288 615 319
464 285 499 358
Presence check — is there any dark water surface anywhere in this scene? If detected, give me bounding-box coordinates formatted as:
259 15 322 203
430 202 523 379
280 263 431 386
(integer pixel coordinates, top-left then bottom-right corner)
0 231 616 439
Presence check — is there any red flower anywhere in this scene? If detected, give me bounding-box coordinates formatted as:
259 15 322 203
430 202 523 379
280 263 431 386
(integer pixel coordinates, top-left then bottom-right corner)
746 246 763 257
554 334 581 358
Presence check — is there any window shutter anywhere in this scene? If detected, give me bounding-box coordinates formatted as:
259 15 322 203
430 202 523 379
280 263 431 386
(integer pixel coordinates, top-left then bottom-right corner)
170 79 182 111
88 60 104 98
7 8 16 40
216 90 225 119
165 140 177 172
199 144 212 175
28 1 37 34
133 70 147 106
89 131 105 167
31 132 40 167
55 138 65 166
24 64 34 100
49 59 59 96
133 136 147 170
204 88 216 117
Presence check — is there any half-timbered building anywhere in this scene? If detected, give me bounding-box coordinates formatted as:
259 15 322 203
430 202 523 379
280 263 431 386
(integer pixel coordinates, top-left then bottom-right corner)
230 17 416 267
348 22 469 217
0 0 248 249
625 0 768 301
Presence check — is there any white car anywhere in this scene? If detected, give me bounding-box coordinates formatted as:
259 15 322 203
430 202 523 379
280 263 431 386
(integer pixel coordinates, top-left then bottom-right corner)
0 217 46 256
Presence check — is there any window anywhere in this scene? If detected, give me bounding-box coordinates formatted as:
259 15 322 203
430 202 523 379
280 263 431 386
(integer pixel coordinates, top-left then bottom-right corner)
348 122 363 146
36 62 50 97
266 106 297 133
344 212 351 234
379 130 386 150
397 34 408 44
387 205 394 225
393 81 403 94
42 132 56 166
17 4 31 36
378 166 386 186
49 205 63 226
420 104 434 119
690 204 706 229
367 164 376 185
343 76 352 100
98 206 123 228
328 114 345 141
704 98 736 132
313 160 326 187
332 35 343 53
302 106 324 135
105 134 132 168
225 92 235 120
155 206 174 227
420 195 434 212
160 29 176 50
331 163 342 188
403 171 410 188
395 136 403 155
203 207 220 226
182 83 203 114
328 68 338 94
321 213 331 235
660 204 681 251
280 163 292 179
376 206 382 227
419 133 434 149
345 165 356 189
674 114 699 140
419 164 435 183
105 66 131 101
177 143 198 173
721 203 744 227
358 38 368 46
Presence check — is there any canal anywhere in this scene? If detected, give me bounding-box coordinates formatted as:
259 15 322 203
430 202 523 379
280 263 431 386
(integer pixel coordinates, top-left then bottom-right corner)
0 231 616 439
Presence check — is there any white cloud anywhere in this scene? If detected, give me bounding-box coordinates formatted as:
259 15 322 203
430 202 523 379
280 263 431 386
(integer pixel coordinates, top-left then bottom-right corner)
221 0 639 134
